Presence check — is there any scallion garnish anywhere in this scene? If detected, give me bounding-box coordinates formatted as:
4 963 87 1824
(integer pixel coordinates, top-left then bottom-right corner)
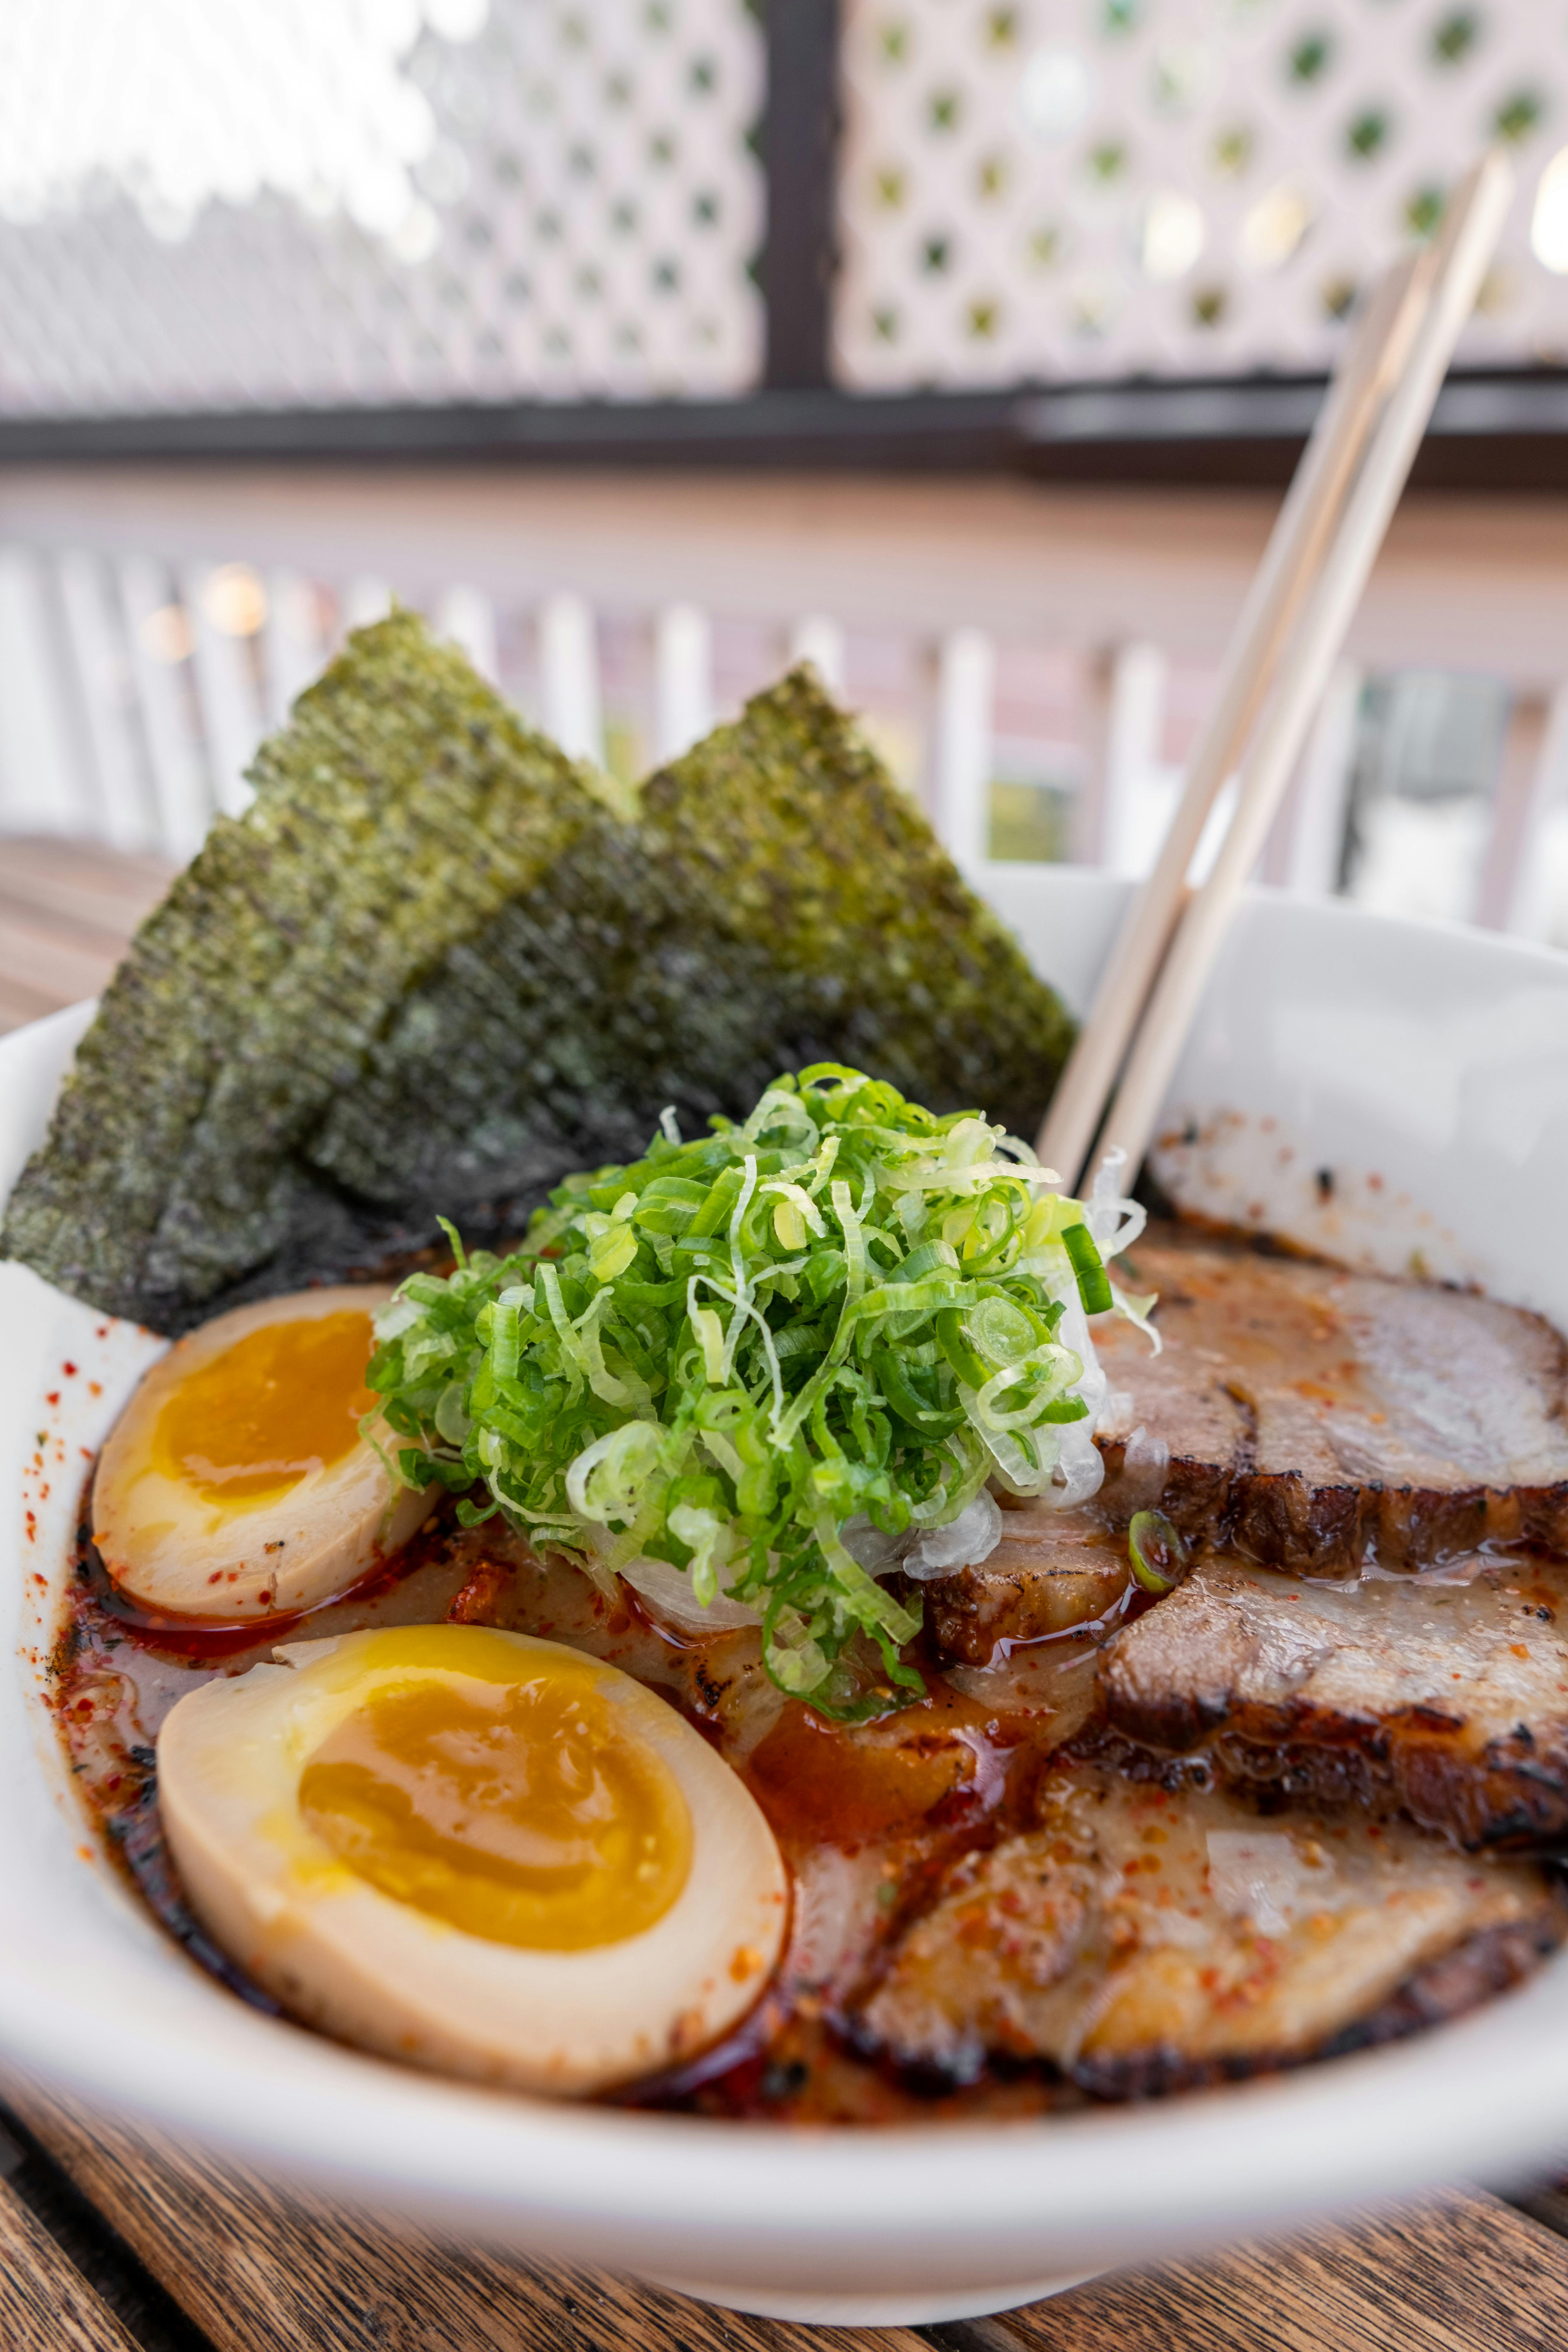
367 1066 1142 1718
1128 1508 1189 1595
1060 1219 1114 1316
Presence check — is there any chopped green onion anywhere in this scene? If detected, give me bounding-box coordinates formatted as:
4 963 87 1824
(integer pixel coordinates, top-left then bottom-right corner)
367 1065 1121 1718
1128 1508 1189 1595
1060 1220 1113 1316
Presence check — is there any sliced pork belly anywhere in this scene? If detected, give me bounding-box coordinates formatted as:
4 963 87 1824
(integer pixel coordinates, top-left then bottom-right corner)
855 1762 1563 2094
1098 1554 1568 1850
922 1503 1132 1666
1096 1230 1568 1573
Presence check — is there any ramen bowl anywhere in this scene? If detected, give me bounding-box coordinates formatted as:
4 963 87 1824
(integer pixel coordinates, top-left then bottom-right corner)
4 867 1568 2327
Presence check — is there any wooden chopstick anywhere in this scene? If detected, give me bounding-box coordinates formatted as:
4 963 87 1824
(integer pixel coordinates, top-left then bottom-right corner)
1033 252 1433 1194
1086 148 1514 1188
1036 148 1513 1198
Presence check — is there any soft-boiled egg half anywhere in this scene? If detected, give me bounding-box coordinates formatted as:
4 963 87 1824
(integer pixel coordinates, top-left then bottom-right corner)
93 1286 429 1620
158 1625 788 2094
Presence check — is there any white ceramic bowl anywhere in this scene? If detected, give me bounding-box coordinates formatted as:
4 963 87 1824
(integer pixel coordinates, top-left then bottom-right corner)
6 869 1568 2329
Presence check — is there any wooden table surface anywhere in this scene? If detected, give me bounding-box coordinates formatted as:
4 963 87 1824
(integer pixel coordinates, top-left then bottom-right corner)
6 830 1568 2352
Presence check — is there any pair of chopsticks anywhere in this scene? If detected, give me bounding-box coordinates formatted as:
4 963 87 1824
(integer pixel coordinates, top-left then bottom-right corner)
1037 148 1515 1199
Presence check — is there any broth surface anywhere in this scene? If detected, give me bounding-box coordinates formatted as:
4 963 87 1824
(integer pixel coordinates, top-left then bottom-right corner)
51 1228 1568 2122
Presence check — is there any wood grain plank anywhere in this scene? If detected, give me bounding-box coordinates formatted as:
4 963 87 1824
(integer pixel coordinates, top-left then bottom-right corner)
5 2077 929 2352
0 2106 208 2352
0 836 171 934
0 836 175 932
0 908 125 1006
0 2169 142 2352
0 970 67 1034
975 2190 1568 2352
0 834 174 1031
0 878 152 958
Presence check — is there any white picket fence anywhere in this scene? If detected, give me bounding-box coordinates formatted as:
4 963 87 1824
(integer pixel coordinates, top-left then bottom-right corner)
1 465 1566 944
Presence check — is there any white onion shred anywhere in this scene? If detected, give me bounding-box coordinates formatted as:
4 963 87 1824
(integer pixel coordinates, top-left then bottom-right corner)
903 1487 1003 1580
1117 1421 1171 1510
1087 1144 1147 1258
1097 1386 1136 1439
1041 1273 1108 1510
618 1552 762 1632
840 1514 908 1577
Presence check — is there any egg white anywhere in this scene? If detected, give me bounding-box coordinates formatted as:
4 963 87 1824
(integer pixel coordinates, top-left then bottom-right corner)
93 1286 428 1620
157 1624 789 2097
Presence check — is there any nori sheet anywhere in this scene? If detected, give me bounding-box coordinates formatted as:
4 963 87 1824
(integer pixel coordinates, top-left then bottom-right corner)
3 613 1074 1333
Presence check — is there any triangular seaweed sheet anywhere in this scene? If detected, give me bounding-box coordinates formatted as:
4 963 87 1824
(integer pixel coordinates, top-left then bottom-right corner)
3 613 1074 1333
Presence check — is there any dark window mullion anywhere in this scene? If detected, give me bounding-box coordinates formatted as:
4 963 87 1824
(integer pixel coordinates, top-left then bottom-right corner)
762 0 842 391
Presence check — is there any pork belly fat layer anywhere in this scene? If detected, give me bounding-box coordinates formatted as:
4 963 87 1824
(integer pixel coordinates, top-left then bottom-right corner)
1096 1233 1568 1573
1100 1555 1568 1849
856 1763 1563 2093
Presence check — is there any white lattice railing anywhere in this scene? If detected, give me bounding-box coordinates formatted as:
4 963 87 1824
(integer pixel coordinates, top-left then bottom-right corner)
835 0 1568 396
0 0 767 419
2 466 1567 949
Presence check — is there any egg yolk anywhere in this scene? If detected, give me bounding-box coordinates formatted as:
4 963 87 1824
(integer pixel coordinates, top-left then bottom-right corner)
298 1672 693 1951
152 1311 376 1508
